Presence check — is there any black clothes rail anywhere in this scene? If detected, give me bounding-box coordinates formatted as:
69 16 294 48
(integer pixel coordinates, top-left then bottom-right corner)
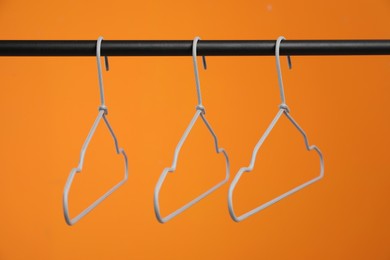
0 40 390 56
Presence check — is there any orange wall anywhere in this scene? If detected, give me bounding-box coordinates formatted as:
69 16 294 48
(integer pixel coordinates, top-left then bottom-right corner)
1 0 390 259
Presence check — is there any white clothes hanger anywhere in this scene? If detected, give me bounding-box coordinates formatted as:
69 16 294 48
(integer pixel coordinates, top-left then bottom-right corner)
63 36 129 226
228 36 324 222
153 37 230 223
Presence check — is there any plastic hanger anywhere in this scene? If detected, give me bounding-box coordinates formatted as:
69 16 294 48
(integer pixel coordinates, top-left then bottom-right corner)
154 37 230 223
63 36 129 226
228 36 324 222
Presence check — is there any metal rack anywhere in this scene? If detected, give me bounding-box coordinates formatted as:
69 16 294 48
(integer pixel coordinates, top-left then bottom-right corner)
1 40 390 56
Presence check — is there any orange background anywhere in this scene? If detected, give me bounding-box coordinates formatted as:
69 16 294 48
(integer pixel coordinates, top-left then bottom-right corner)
1 0 390 259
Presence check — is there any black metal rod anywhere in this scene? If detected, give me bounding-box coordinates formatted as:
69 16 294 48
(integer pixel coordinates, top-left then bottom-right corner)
0 40 390 56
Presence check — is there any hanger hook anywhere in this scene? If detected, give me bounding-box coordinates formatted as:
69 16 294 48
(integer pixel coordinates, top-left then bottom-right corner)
96 36 110 113
192 37 207 111
275 36 292 107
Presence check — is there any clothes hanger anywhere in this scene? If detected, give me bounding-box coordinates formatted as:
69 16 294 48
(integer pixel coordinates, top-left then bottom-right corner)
63 36 129 226
228 36 324 222
153 37 230 223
